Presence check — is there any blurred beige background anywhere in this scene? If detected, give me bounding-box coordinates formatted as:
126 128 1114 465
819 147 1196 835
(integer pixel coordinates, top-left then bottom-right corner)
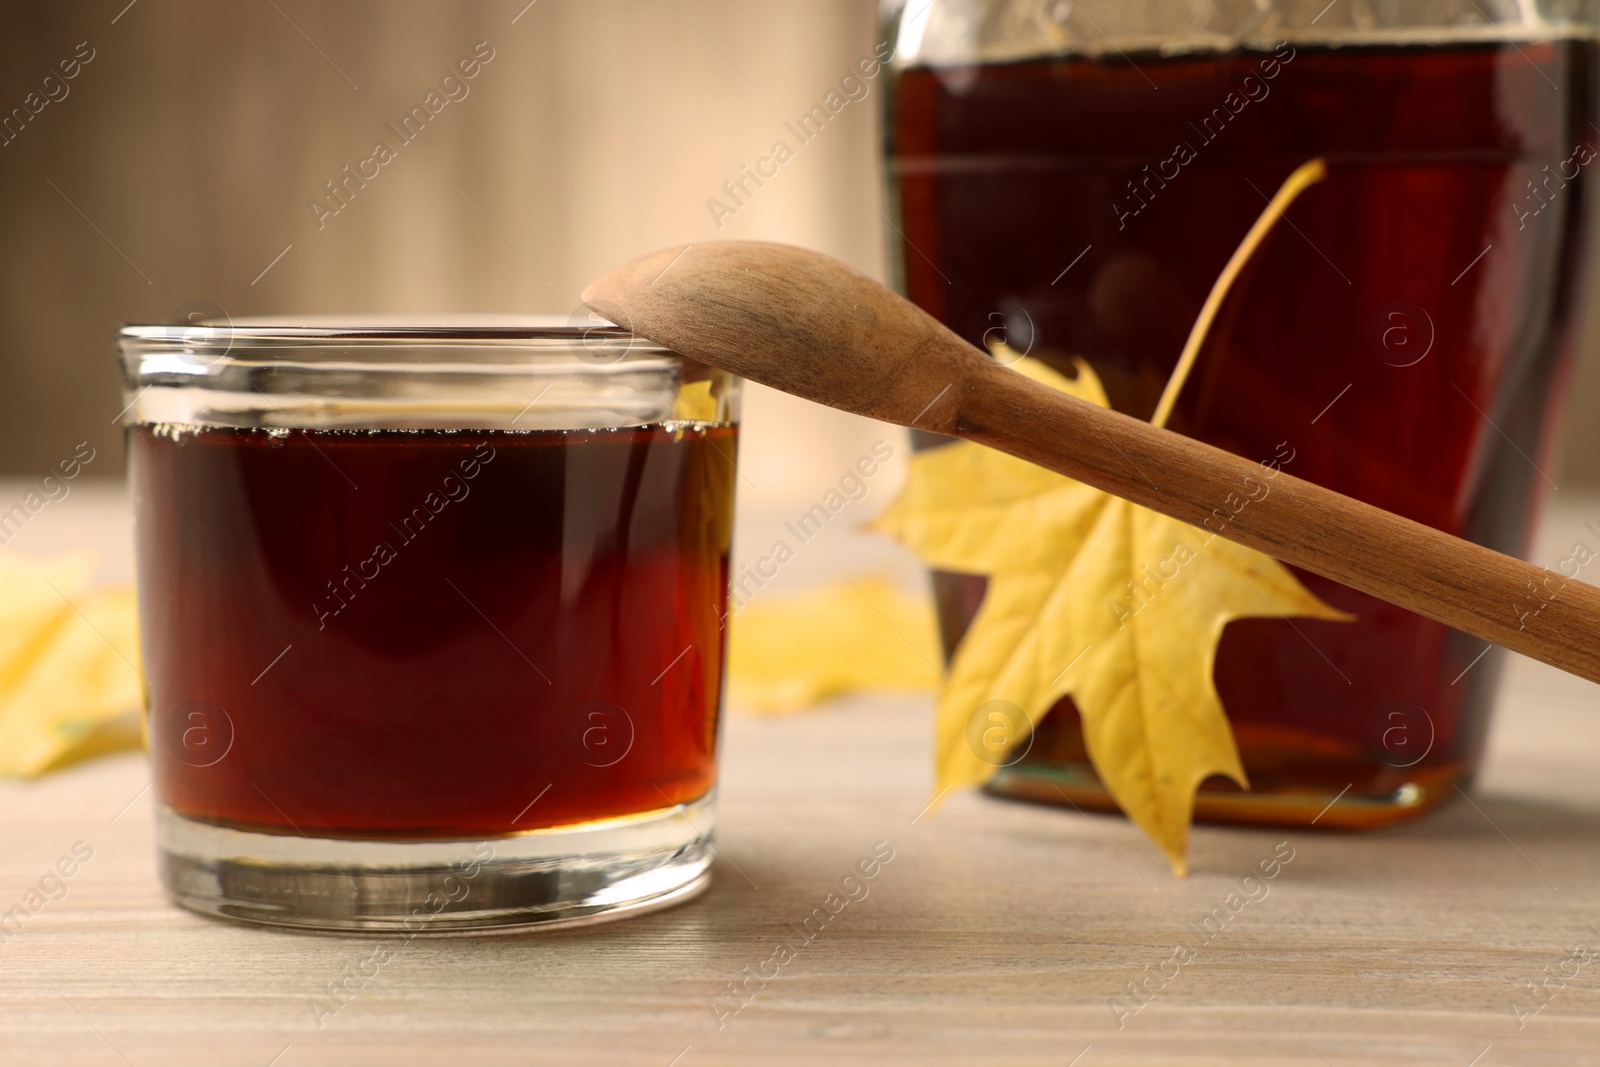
3 0 1600 513
0 0 903 519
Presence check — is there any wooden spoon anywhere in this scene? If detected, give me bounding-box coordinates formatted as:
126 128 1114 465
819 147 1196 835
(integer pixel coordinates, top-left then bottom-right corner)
583 240 1600 684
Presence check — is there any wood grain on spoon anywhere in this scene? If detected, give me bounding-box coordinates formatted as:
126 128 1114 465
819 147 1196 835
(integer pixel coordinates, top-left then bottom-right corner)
583 240 1600 685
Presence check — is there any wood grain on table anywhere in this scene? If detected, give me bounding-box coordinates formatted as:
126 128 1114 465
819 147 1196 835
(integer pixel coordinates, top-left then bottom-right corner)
2 485 1600 1066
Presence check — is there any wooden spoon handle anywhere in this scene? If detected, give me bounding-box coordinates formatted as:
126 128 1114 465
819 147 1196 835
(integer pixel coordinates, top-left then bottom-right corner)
964 362 1600 682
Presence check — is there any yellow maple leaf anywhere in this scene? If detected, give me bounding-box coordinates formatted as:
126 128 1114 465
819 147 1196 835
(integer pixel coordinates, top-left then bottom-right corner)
876 359 1348 873
873 158 1350 875
0 550 144 777
673 378 719 421
727 577 941 712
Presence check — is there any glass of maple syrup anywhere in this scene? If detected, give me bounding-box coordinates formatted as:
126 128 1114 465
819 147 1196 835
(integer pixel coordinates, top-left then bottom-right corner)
119 317 739 931
884 1 1600 827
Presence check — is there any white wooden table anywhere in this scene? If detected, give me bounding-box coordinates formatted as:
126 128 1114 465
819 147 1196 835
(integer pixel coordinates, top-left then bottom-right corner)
3 483 1600 1065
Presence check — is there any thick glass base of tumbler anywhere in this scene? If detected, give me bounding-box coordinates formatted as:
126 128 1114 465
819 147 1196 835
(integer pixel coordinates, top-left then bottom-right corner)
156 795 715 933
989 761 1467 830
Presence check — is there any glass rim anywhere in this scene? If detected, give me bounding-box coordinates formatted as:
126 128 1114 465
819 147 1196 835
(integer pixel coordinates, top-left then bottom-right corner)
116 315 736 431
117 314 670 351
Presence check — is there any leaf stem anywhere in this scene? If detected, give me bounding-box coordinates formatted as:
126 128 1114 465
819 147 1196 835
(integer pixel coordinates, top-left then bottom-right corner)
1149 158 1328 430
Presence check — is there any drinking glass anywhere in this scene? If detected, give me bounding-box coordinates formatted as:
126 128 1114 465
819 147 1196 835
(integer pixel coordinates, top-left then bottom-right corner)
120 317 739 930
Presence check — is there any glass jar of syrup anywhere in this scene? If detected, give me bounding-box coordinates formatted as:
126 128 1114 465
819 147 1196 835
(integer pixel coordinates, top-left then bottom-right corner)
882 0 1600 827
